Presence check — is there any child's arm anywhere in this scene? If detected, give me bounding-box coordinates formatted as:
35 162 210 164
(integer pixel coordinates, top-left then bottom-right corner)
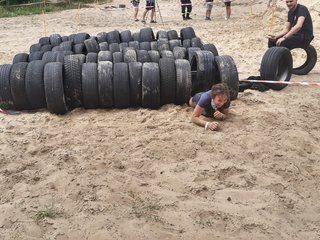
191 105 219 131
214 108 228 120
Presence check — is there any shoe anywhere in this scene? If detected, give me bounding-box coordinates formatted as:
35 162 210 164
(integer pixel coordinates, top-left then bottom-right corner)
224 17 228 20
205 17 211 21
186 15 192 20
135 19 139 22
150 20 157 23
142 19 146 23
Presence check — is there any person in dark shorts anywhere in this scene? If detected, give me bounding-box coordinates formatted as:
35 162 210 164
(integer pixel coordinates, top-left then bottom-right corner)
189 83 230 131
142 0 156 23
267 0 314 49
131 0 140 21
222 0 232 20
181 0 192 20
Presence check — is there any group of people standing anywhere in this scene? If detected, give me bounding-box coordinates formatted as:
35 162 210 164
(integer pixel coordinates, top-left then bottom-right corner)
131 0 233 23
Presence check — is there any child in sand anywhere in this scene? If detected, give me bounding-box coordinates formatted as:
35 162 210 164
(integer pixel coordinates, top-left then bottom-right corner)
189 83 230 131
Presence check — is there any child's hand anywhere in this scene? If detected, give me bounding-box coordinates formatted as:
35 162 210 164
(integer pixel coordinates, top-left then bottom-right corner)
205 121 219 131
214 111 226 120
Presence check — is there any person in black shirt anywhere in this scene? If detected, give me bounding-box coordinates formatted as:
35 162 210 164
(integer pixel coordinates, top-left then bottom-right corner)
267 0 313 49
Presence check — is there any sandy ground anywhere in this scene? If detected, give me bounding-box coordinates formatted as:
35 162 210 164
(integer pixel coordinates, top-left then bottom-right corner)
0 0 320 239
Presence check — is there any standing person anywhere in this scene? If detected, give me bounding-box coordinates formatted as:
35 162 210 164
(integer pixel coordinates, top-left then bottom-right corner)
205 0 214 21
189 83 230 131
267 0 314 49
142 0 156 23
221 0 232 20
181 0 192 20
131 0 140 21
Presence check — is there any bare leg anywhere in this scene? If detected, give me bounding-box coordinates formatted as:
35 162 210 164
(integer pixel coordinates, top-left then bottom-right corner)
134 8 139 20
142 9 147 22
227 6 231 19
150 8 155 21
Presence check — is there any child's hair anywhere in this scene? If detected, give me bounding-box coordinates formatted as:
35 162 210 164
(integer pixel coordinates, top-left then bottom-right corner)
211 83 230 100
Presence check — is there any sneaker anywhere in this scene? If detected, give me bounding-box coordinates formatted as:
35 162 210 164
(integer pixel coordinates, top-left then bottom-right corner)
224 17 228 20
205 17 211 21
150 20 157 23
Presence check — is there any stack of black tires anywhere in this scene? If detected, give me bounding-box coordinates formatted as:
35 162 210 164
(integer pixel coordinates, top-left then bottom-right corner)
0 26 239 114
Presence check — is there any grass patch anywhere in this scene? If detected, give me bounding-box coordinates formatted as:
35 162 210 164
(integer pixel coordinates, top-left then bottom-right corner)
0 0 111 18
34 207 63 222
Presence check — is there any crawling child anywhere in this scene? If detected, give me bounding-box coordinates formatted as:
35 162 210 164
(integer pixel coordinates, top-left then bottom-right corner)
189 83 230 131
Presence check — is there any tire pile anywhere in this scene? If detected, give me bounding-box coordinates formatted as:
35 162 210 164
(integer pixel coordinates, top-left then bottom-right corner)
0 26 239 114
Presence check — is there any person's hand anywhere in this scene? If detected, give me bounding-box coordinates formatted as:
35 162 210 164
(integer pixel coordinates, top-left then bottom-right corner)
267 34 276 41
276 37 285 46
205 121 219 131
214 111 226 120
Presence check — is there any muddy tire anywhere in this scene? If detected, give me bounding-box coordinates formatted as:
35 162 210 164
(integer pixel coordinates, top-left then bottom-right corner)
202 43 219 56
99 42 109 51
128 62 142 107
214 55 239 100
180 27 196 40
140 42 151 51
107 30 121 44
63 54 86 108
120 30 132 43
10 62 30 110
113 52 123 63
167 30 179 40
97 32 107 43
113 63 130 108
159 58 176 105
156 30 168 40
137 50 151 63
260 47 292 91
12 53 29 64
160 50 174 59
148 50 160 63
50 34 62 46
142 62 160 109
129 41 140 50
190 50 215 96
123 48 137 63
292 45 317 75
25 60 47 109
140 27 154 42
98 51 113 62
0 64 14 109
173 46 187 60
84 38 99 53
175 59 191 105
44 62 68 114
98 61 113 108
82 63 99 109
86 52 98 63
